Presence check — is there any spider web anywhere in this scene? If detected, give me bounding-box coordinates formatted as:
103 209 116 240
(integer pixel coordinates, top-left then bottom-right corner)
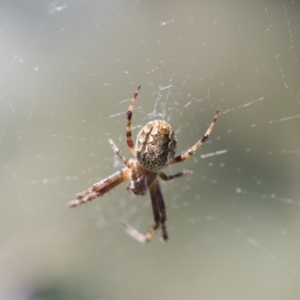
1 0 300 299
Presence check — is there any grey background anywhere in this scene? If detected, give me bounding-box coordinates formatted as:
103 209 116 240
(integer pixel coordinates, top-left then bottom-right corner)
1 0 300 299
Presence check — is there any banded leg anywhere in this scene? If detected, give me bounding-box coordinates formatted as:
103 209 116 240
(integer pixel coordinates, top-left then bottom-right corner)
126 85 141 156
122 185 160 243
158 169 191 181
68 168 129 207
152 180 168 241
123 179 168 243
171 110 219 164
109 138 131 168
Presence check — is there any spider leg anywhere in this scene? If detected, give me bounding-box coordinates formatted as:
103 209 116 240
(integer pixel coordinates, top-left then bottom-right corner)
126 85 141 156
143 179 162 241
158 169 191 181
122 179 168 243
171 110 219 164
122 209 160 244
151 180 168 241
68 168 129 207
108 138 131 168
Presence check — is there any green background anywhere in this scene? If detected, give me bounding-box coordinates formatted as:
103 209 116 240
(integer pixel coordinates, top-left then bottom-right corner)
1 1 300 299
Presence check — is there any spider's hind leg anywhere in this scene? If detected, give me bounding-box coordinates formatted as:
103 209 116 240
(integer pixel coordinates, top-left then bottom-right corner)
171 110 219 164
126 85 141 156
108 138 131 169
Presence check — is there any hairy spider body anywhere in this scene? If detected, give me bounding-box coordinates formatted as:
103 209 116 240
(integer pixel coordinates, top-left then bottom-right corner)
68 86 219 243
126 160 157 195
136 120 177 171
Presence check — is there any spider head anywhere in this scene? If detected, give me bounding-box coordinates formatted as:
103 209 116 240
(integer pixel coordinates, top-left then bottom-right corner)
135 120 177 171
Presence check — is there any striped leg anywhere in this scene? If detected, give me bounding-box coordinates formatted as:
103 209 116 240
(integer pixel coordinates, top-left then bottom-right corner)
171 110 219 164
126 85 141 156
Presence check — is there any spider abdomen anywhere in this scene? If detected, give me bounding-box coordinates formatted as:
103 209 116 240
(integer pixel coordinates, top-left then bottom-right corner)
136 120 177 171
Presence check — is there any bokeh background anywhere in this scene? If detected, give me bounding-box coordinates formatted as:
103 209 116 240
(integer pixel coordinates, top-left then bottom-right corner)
1 0 300 299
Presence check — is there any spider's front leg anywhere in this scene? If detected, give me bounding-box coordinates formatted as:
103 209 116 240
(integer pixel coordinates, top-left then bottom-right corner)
68 138 132 208
68 168 130 207
151 179 168 241
123 179 168 243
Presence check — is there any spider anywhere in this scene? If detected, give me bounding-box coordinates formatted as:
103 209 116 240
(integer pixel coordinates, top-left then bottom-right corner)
68 86 219 243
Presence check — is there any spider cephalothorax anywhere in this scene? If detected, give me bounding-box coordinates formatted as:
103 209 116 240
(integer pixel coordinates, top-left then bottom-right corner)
68 86 219 243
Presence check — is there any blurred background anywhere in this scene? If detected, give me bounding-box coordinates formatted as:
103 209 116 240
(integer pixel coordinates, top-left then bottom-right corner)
1 0 300 299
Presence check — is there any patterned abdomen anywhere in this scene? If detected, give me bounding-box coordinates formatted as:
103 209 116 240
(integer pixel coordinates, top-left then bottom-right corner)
136 120 177 171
